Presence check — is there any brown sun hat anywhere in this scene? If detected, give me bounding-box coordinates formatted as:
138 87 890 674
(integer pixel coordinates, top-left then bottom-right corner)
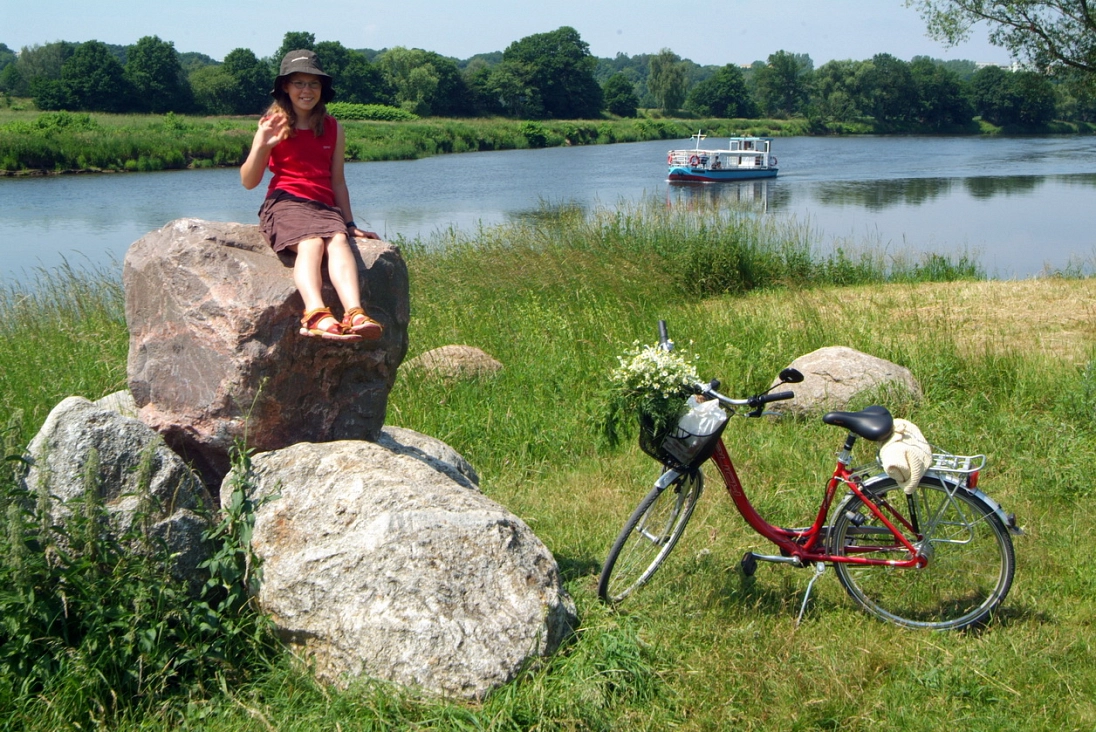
271 49 335 102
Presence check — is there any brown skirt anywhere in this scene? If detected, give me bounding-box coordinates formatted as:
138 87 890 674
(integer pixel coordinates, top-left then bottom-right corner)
258 192 348 252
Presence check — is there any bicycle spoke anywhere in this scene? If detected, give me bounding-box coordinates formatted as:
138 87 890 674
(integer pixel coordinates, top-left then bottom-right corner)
830 477 1014 630
598 471 703 603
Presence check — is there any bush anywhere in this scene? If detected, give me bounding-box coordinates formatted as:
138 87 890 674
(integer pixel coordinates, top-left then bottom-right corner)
328 102 419 121
0 438 280 727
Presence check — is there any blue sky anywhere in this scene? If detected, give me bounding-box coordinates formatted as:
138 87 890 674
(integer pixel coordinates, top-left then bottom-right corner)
1 0 1013 66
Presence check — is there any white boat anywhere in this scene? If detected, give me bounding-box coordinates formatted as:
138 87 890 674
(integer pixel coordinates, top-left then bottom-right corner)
667 131 779 181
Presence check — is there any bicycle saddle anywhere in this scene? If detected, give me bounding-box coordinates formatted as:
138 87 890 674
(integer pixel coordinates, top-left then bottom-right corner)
822 405 894 441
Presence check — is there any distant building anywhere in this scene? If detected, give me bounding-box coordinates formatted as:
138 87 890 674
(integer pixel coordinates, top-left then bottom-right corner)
975 61 1025 72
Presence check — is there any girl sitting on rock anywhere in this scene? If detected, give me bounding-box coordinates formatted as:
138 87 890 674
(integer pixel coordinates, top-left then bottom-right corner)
241 49 383 341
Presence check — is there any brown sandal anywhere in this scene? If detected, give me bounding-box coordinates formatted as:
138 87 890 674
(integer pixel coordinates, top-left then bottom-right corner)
341 307 384 340
300 307 362 341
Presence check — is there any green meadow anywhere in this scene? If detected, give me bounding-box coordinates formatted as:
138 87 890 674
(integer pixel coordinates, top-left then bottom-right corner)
1 198 1094 730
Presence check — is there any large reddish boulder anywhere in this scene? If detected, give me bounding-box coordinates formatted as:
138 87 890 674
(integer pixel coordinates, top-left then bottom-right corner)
124 218 409 488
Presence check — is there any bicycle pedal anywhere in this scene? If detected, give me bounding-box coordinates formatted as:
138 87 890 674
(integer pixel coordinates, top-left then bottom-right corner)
741 552 757 577
749 553 800 567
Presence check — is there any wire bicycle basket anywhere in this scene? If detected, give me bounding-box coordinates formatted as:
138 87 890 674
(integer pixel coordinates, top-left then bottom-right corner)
638 408 729 471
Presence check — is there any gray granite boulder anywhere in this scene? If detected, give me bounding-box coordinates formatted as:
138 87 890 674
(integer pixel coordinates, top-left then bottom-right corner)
22 396 213 591
223 434 576 698
773 346 922 414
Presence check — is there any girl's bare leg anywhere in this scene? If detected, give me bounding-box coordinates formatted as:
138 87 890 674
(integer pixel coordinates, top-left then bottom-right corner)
325 233 362 311
292 237 336 325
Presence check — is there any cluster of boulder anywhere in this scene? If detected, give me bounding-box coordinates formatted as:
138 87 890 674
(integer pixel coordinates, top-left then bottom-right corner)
22 220 575 699
20 219 923 699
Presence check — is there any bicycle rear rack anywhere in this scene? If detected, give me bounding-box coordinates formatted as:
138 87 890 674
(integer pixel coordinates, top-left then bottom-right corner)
929 452 986 474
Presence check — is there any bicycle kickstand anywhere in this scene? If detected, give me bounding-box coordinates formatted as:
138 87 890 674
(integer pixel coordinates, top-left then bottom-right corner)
796 562 827 627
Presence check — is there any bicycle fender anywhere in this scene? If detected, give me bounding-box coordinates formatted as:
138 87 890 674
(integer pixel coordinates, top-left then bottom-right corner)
861 472 1023 537
654 468 683 491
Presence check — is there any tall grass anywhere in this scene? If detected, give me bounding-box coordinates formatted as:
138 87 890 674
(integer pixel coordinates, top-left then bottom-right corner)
2 200 1095 729
0 261 129 447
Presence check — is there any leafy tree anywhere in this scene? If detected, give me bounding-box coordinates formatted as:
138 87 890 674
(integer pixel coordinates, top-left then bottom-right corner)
342 54 395 106
862 53 919 125
0 63 23 95
909 57 974 128
314 39 354 78
459 51 503 70
102 43 128 65
377 46 440 115
484 61 543 118
274 32 316 62
125 35 191 112
969 65 1056 126
29 79 72 110
375 47 470 116
916 55 979 80
420 52 473 116
223 48 272 114
812 59 871 122
907 0 1096 73
648 49 687 112
178 51 218 73
1010 70 1056 124
313 41 392 106
1054 67 1096 121
968 64 1017 124
0 43 15 72
752 51 812 117
13 41 76 95
498 26 602 118
595 52 656 106
189 65 237 115
462 61 506 115
57 40 130 112
684 63 755 118
603 72 639 117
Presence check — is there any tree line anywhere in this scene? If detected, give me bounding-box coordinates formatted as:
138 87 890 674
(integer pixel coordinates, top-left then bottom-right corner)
0 23 1093 129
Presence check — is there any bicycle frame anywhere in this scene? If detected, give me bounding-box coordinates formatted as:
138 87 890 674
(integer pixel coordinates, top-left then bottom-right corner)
707 437 925 569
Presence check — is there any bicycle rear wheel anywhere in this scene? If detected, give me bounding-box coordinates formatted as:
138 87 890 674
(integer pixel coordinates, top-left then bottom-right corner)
598 470 703 604
830 476 1014 630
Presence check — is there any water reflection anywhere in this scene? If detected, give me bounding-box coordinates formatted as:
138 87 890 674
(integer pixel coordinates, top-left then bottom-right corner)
809 178 954 210
964 175 1040 199
506 200 589 224
667 179 774 212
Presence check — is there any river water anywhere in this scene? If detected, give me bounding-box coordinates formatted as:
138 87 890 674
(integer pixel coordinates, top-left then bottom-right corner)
2 135 1095 283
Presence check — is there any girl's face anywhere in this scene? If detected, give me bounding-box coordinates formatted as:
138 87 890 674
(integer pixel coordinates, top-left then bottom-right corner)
283 72 323 115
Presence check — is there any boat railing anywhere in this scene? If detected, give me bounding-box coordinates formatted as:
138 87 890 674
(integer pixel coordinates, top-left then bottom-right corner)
668 150 772 169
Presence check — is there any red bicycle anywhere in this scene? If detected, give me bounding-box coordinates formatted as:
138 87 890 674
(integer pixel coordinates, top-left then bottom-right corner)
598 322 1021 630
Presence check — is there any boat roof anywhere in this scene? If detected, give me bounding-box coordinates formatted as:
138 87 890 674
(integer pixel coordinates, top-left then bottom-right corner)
670 135 774 152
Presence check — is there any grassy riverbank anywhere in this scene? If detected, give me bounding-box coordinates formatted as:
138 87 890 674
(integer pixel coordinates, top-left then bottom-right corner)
2 200 1095 729
0 109 809 175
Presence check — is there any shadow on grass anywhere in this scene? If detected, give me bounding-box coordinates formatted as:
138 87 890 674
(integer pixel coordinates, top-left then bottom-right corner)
556 554 603 584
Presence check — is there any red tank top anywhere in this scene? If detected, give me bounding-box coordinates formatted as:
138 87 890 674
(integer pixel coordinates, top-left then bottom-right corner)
266 115 338 206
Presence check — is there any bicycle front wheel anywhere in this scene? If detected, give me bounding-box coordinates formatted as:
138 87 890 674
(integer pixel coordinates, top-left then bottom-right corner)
830 476 1015 630
598 470 703 604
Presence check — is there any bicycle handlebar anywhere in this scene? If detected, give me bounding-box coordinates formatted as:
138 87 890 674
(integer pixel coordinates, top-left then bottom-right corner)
659 320 795 416
696 383 795 417
750 391 795 407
